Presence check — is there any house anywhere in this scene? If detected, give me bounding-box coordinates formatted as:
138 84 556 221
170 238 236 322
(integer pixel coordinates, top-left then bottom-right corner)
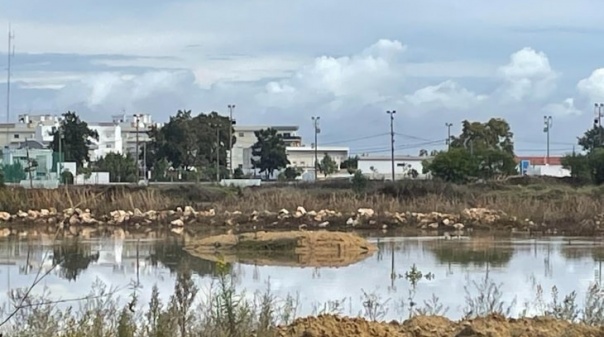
357 155 432 180
287 146 349 171
515 155 570 177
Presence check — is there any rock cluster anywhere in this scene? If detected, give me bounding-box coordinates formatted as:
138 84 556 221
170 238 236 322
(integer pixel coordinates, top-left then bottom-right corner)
0 206 527 238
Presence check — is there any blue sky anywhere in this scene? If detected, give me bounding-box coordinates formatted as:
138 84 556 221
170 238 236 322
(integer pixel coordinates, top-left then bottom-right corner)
1 0 603 155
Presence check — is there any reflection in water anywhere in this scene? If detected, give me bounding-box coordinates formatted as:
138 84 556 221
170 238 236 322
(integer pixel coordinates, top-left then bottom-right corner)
1 236 604 320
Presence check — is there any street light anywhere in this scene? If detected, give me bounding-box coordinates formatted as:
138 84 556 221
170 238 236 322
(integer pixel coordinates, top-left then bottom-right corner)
543 116 552 165
227 104 236 176
445 123 453 151
133 114 144 181
311 116 320 180
386 111 396 182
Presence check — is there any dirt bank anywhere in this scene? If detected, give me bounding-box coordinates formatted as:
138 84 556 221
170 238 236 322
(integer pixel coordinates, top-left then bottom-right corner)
276 314 604 337
184 230 377 268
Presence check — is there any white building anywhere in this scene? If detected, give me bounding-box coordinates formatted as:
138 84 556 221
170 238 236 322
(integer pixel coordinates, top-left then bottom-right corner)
516 156 570 178
287 146 349 171
88 123 123 161
357 155 431 180
232 125 302 174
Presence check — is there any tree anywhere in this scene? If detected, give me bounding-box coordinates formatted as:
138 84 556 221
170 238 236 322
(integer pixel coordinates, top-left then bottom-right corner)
49 111 99 170
251 128 289 179
340 156 359 174
94 152 138 182
2 162 26 183
233 167 245 179
578 126 604 152
419 149 428 157
424 118 517 182
282 166 302 181
561 152 590 180
145 110 235 174
319 153 339 177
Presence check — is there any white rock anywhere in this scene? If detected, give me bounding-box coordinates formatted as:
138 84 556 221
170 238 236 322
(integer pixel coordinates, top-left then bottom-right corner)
296 206 307 215
318 221 329 228
346 217 355 226
428 222 439 229
357 208 375 217
279 208 289 215
453 223 465 230
442 218 451 226
170 219 185 227
0 212 10 221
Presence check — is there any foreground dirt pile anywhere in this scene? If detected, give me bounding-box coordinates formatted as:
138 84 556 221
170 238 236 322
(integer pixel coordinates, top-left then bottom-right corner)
184 230 377 268
276 314 604 337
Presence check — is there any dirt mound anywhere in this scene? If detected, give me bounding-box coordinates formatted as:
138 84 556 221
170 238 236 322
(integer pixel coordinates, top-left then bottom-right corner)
276 314 604 337
184 230 377 268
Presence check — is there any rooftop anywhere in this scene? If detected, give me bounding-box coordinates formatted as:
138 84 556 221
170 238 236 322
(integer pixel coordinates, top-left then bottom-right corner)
516 155 563 166
287 146 349 152
235 125 299 132
358 155 432 161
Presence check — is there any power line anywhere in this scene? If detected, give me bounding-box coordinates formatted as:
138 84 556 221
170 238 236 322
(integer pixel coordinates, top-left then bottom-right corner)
320 132 389 146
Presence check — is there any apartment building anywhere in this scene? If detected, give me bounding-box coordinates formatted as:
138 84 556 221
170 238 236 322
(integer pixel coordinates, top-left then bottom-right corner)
232 125 302 173
111 114 158 156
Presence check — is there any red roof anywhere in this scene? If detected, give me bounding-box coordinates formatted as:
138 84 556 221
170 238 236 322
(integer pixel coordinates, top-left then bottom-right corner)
515 156 562 166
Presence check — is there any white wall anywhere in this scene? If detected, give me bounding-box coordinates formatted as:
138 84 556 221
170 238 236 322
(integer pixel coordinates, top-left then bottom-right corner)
89 125 123 161
358 158 428 180
75 172 111 185
526 165 570 178
287 147 349 170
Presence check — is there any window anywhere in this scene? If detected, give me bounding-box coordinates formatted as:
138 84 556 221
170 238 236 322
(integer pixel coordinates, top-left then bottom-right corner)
13 134 19 139
106 144 112 148
300 161 305 166
238 132 244 137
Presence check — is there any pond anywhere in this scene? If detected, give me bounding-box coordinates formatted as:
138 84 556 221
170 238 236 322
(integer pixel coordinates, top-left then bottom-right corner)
0 234 603 321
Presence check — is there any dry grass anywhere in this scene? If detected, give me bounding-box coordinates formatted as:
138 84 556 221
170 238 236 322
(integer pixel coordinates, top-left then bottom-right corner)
1 179 603 226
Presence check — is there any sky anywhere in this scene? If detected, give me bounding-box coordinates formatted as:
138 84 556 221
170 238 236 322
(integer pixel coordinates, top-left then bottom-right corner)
0 0 603 156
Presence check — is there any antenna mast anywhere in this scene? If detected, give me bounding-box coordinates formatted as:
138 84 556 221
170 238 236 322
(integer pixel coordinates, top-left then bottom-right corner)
5 24 15 146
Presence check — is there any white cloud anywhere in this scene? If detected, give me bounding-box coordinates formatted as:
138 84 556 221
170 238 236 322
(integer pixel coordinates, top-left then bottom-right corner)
577 68 604 102
544 97 583 117
497 47 557 101
404 80 487 110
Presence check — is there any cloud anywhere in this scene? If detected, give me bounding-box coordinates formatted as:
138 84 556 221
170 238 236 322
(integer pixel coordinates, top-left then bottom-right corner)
544 98 583 117
258 39 407 109
497 47 557 101
577 68 604 102
404 80 487 110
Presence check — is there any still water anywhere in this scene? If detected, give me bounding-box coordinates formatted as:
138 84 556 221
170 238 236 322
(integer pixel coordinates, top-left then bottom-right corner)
0 234 603 321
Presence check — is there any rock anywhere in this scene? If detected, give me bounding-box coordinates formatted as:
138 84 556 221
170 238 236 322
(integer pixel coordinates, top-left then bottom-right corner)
40 209 50 217
314 215 323 222
394 213 406 224
453 223 465 230
382 224 388 230
357 208 375 217
16 210 27 218
346 217 356 226
176 207 183 213
0 228 10 237
294 211 304 218
27 210 39 220
298 224 307 230
307 210 317 217
171 219 185 227
133 208 144 217
296 206 307 215
69 215 80 226
0 212 10 221
428 222 439 229
442 218 451 226
171 227 184 235
318 221 329 228
184 206 196 217
279 209 290 215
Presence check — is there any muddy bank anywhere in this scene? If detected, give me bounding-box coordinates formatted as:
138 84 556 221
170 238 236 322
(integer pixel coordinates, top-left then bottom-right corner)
0 205 601 237
276 314 604 337
184 230 377 268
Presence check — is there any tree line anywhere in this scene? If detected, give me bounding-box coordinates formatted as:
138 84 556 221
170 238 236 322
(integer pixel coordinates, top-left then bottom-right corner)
0 110 360 183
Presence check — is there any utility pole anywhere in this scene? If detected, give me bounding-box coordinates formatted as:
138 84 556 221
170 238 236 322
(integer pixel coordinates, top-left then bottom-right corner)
311 116 320 180
143 141 147 183
5 25 15 147
543 116 552 165
387 110 396 181
445 123 453 151
227 104 235 176
133 114 141 180
216 128 220 182
58 127 63 183
595 103 604 147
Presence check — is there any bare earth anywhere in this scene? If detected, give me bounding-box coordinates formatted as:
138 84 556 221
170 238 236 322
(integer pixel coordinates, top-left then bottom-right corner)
183 230 377 268
276 314 604 337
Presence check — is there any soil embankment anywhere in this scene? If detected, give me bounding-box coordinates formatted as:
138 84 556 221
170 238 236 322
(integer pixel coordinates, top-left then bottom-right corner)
184 230 377 268
276 314 604 337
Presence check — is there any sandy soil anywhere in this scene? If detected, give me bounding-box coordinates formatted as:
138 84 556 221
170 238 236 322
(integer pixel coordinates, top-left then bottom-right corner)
183 230 377 268
276 314 604 337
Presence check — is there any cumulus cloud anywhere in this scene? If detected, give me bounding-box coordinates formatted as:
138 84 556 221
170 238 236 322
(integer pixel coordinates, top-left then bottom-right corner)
258 39 407 109
404 80 487 110
497 47 557 101
544 98 583 117
577 68 604 102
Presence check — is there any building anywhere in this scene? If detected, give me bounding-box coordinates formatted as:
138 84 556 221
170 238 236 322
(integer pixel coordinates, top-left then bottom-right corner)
0 114 60 149
232 125 302 173
287 146 349 171
88 123 123 161
2 147 54 181
111 114 159 156
357 155 432 180
516 155 570 177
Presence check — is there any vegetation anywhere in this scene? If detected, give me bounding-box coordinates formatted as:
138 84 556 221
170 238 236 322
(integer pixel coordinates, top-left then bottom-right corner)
251 128 290 179
319 153 338 177
94 152 138 183
48 111 99 170
423 118 517 183
340 156 359 174
2 162 26 183
279 166 302 181
562 126 604 185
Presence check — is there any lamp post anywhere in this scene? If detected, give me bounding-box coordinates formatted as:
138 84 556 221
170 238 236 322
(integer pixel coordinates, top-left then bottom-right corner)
445 123 453 151
227 104 236 176
543 116 552 165
386 111 396 181
311 116 320 180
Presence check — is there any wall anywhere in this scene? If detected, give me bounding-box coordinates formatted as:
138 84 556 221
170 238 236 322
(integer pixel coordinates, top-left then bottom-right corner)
526 165 570 178
287 147 349 170
88 125 123 161
74 172 111 185
358 158 428 180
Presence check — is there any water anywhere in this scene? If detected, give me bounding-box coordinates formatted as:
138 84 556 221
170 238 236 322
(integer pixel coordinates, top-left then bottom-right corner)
1 234 603 321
